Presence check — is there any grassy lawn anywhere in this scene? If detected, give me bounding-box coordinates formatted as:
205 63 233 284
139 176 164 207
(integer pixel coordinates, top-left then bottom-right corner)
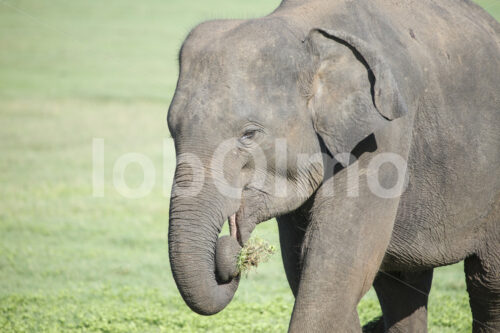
0 0 498 331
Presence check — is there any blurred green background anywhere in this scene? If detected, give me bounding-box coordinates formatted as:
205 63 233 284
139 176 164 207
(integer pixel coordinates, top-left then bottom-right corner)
0 0 498 331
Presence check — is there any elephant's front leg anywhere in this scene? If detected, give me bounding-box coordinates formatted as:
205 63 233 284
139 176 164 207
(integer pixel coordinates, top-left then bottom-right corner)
277 200 312 296
289 169 401 332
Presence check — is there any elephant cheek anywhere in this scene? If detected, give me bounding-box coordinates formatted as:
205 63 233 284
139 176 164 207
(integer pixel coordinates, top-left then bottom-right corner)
215 236 241 283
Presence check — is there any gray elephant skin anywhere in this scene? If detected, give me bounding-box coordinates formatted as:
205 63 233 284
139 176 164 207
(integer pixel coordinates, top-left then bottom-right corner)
166 0 500 332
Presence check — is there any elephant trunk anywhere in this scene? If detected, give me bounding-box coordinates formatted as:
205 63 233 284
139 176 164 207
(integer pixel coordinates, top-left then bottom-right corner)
168 166 240 315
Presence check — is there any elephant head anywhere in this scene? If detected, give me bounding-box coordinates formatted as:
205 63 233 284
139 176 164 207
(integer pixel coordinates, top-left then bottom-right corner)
167 18 407 315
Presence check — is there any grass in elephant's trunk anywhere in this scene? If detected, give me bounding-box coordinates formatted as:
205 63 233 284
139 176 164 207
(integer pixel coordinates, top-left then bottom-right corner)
237 238 276 276
227 213 276 276
216 215 276 282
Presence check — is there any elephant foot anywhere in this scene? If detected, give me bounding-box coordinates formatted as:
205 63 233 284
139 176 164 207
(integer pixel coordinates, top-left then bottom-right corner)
362 316 385 333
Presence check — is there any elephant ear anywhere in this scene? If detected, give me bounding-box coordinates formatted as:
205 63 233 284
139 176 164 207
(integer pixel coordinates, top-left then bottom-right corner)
305 29 408 166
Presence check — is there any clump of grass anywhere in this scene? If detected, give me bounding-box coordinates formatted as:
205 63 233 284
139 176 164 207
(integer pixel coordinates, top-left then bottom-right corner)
237 237 276 275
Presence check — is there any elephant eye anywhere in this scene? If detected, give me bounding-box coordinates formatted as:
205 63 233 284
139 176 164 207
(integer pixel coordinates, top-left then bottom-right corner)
241 130 256 140
239 129 259 146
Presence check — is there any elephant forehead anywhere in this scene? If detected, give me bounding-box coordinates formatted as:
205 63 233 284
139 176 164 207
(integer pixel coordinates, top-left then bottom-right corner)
171 70 302 132
168 18 309 136
171 83 291 131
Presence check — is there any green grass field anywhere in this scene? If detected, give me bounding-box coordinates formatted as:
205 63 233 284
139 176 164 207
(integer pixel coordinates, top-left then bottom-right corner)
0 0 498 331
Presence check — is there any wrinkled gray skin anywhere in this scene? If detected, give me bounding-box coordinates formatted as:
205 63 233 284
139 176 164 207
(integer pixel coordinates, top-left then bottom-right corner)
167 0 500 332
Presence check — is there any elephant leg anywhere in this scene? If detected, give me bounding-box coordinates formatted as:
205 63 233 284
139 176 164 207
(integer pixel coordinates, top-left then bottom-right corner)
277 210 308 297
288 182 399 332
362 316 385 333
368 269 433 333
464 245 500 333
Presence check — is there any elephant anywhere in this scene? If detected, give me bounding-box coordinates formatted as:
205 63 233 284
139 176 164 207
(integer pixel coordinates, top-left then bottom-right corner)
166 0 500 332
